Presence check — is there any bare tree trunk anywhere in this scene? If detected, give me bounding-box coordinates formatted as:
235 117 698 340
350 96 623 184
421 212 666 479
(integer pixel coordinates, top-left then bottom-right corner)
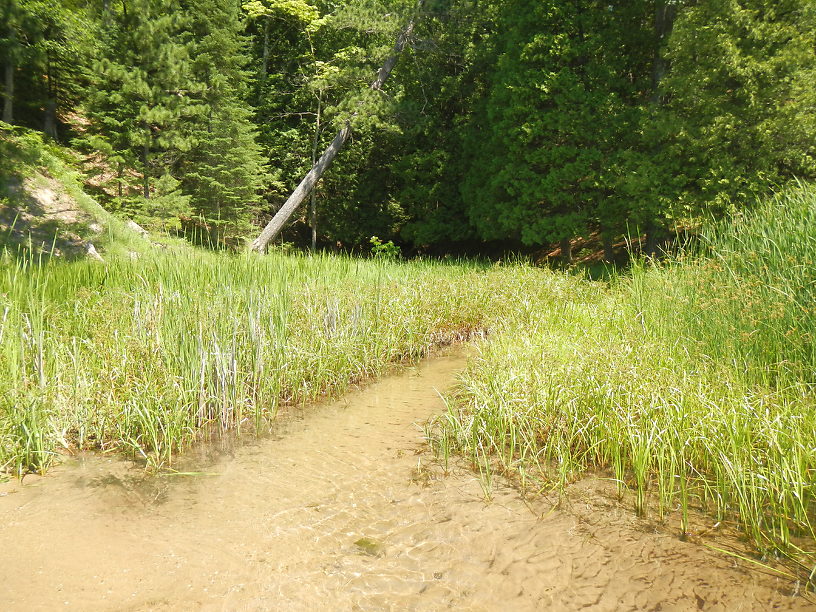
310 99 322 252
142 138 150 199
43 52 58 139
602 230 614 263
644 220 658 257
251 0 424 253
260 19 270 85
560 237 573 266
2 61 12 124
651 0 677 104
252 125 351 252
641 1 677 246
2 26 15 124
43 99 57 139
309 195 317 251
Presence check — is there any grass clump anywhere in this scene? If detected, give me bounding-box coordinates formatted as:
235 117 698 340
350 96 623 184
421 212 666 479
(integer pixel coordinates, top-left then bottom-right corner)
439 185 816 582
0 248 568 473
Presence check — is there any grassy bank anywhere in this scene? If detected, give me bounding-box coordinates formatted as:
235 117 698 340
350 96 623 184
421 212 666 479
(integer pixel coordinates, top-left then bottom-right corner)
3 126 814 584
0 124 150 259
0 248 589 473
438 185 816 581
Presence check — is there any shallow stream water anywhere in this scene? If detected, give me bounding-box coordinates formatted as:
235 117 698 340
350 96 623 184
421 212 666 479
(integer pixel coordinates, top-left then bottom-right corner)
0 348 810 610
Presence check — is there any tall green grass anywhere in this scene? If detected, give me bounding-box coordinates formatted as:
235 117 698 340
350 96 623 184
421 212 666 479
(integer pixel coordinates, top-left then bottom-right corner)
0 249 575 473
643 185 816 386
439 185 816 583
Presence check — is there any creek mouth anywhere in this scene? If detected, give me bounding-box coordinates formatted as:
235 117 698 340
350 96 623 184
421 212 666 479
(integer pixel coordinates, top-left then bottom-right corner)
0 348 809 611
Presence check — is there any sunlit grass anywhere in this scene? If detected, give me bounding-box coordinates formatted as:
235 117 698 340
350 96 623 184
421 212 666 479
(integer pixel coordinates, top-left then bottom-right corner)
0 248 573 473
438 185 816 583
3 136 815 586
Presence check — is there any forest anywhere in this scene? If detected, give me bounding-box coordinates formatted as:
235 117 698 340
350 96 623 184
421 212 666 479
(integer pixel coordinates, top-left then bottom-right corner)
2 0 814 253
2 0 816 607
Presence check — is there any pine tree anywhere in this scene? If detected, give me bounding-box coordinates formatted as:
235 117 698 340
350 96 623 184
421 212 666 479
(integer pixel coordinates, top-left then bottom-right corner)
80 0 201 224
179 0 269 246
0 0 92 136
1 0 24 125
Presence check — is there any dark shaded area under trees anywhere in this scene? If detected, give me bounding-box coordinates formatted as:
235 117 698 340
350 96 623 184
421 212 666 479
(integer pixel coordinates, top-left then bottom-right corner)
1 0 814 256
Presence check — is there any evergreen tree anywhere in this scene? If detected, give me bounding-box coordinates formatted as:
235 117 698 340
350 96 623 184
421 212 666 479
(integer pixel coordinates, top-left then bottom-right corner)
391 0 488 249
460 0 651 255
662 0 816 216
80 0 201 225
0 0 92 136
5 0 815 252
1 0 25 125
180 0 269 245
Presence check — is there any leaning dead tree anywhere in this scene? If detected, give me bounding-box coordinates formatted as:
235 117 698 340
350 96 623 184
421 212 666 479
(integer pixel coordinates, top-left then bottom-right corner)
251 1 424 253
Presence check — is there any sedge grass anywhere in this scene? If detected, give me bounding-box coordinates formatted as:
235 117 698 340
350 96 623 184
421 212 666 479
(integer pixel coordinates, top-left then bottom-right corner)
0 248 569 472
438 185 816 584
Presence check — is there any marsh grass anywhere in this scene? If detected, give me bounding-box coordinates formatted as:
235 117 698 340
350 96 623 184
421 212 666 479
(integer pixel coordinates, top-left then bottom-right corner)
439 185 816 584
0 248 561 473
3 126 814 585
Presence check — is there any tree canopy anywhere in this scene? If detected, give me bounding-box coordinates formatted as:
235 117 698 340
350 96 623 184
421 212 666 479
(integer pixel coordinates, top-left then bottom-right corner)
2 0 814 253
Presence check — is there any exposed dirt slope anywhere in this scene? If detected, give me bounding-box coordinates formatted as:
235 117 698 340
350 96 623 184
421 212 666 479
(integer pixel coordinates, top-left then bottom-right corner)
0 124 149 260
0 172 106 259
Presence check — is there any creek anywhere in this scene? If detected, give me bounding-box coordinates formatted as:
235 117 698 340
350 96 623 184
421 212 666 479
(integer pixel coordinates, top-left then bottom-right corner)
0 348 807 610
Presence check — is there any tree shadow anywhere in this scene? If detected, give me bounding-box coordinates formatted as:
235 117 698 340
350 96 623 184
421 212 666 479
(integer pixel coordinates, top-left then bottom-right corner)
0 177 97 261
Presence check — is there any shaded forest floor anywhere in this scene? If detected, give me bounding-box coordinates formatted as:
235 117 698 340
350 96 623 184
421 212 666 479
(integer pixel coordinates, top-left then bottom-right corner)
0 124 184 262
0 172 106 259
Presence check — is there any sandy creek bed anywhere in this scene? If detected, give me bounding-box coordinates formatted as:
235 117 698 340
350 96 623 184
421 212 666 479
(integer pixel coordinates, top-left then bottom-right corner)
0 348 811 611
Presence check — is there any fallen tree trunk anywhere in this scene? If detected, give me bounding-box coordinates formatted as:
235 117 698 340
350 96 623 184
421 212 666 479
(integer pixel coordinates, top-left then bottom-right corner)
251 1 424 253
251 125 351 252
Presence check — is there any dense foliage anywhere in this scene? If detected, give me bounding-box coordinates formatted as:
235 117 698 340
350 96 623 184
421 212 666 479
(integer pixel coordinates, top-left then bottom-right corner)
2 0 815 251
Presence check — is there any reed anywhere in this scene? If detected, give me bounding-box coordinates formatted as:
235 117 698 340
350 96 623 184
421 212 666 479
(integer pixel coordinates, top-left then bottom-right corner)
0 248 564 472
440 185 816 583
